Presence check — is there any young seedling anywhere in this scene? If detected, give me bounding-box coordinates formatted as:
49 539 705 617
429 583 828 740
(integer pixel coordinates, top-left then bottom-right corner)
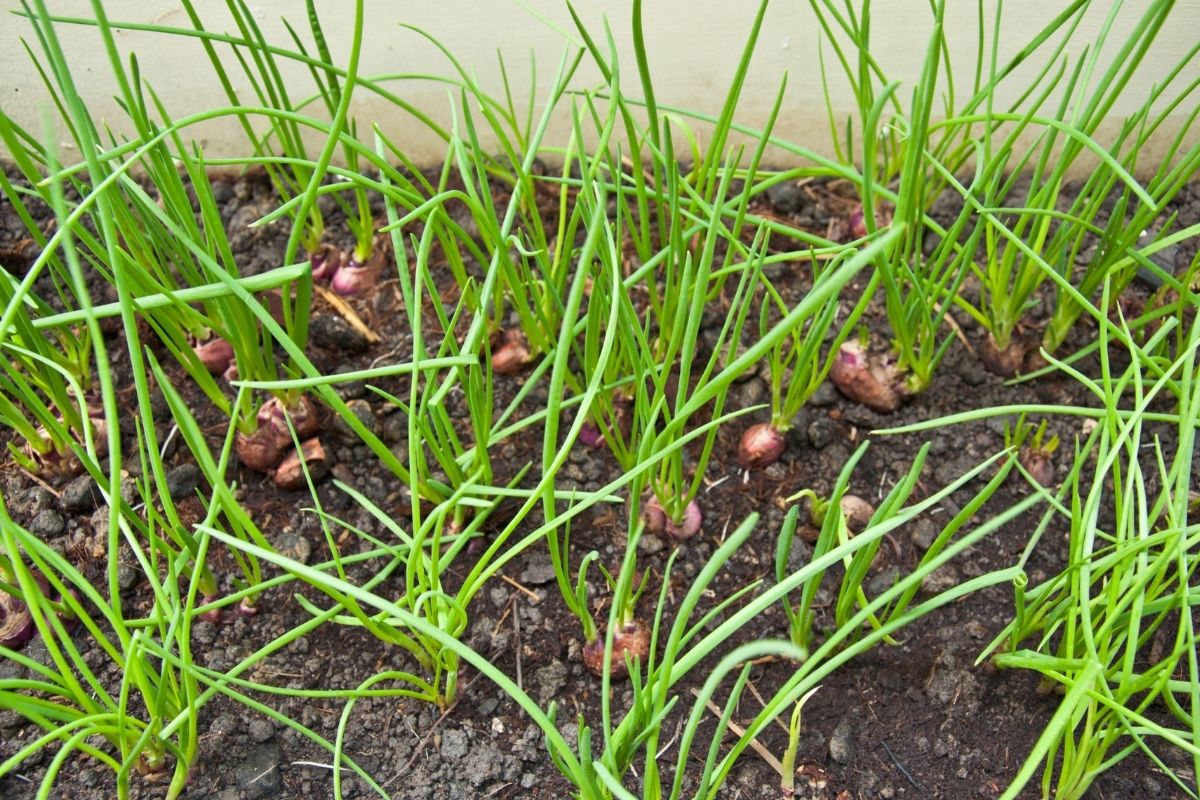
776 479 878 656
578 554 653 679
1004 414 1060 488
635 178 769 535
780 688 821 799
4 394 107 479
187 0 334 271
281 1 391 295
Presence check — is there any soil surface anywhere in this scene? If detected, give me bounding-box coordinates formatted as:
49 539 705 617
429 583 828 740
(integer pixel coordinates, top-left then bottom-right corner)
1 163 1198 799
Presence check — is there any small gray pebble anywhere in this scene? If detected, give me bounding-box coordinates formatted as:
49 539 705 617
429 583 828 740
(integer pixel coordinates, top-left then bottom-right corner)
807 417 836 450
89 506 109 538
519 558 557 586
166 463 201 500
381 414 407 445
275 530 312 565
333 365 367 400
637 533 665 555
310 313 370 353
17 487 56 517
765 181 803 215
334 398 378 443
911 518 939 550
842 405 880 429
829 717 854 764
867 566 899 595
29 509 65 538
234 743 281 800
211 180 235 204
737 379 766 408
809 382 839 407
961 365 987 387
117 564 139 592
535 661 568 706
61 474 100 513
247 718 275 743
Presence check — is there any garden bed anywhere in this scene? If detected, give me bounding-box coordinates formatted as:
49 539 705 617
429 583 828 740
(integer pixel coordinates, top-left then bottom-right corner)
3 1 1200 798
2 167 1196 799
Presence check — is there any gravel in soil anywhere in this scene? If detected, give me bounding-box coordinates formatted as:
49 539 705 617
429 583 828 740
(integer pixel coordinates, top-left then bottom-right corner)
1 164 1197 799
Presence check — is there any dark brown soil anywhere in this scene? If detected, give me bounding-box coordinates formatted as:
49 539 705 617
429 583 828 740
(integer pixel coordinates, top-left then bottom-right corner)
1 164 1197 800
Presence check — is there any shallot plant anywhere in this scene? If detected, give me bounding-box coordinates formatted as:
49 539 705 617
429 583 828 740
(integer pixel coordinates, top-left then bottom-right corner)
738 250 876 469
7 0 344 487
979 289 1200 800
404 29 592 374
0 501 196 796
816 0 1200 382
283 0 388 294
178 0 337 281
580 444 1035 798
635 225 903 537
0 114 236 799
964 0 1199 372
774 439 1024 660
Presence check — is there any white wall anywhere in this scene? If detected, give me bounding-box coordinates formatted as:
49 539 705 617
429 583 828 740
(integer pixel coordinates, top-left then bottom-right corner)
2 1 1197 170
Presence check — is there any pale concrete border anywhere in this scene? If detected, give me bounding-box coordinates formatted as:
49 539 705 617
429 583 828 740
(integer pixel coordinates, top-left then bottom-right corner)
2 1 1197 173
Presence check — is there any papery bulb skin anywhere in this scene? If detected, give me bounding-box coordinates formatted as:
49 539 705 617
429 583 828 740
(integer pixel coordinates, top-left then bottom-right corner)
847 202 893 240
236 427 287 473
25 429 72 478
738 422 786 468
330 252 381 296
273 437 330 490
288 395 321 439
257 395 320 451
839 494 875 532
198 595 223 625
641 494 667 533
581 638 606 676
579 421 605 448
135 753 167 776
87 412 109 459
0 590 35 649
491 330 532 375
194 337 235 375
1021 450 1055 488
582 620 651 678
831 338 868 373
848 205 868 239
829 340 901 413
236 598 260 618
979 333 1026 378
664 500 703 543
309 244 342 283
25 411 108 478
